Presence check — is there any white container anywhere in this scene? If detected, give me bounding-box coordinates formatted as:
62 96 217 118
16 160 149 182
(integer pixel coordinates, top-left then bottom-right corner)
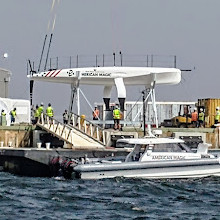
0 141 4 147
8 141 12 147
46 142 50 150
37 142 42 148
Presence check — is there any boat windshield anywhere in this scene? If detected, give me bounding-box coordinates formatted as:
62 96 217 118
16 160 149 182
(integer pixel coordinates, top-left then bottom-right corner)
116 142 135 148
149 143 192 153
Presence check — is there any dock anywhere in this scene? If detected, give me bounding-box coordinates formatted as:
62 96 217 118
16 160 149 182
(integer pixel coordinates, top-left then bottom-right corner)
0 120 220 178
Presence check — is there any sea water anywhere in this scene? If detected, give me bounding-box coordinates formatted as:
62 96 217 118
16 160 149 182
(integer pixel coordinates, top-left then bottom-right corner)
0 172 219 220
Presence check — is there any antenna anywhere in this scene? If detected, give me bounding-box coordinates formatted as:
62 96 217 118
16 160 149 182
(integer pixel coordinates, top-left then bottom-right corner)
119 51 122 66
28 59 36 75
44 33 53 71
38 34 47 72
113 52 115 66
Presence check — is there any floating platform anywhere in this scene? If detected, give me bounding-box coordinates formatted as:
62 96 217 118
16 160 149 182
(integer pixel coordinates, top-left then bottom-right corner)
1 124 220 178
0 147 130 177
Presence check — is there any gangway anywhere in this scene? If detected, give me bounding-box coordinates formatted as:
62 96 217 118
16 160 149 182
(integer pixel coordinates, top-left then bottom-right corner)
36 113 106 148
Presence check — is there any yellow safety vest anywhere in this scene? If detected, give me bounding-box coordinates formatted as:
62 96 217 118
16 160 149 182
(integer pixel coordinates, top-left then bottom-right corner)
113 109 120 119
10 110 16 117
199 112 204 121
1 112 6 116
215 110 220 121
38 106 44 115
34 108 40 117
46 106 53 117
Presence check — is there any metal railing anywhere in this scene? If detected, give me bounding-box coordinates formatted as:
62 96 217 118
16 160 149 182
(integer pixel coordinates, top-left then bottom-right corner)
27 54 177 74
37 113 106 146
69 112 106 146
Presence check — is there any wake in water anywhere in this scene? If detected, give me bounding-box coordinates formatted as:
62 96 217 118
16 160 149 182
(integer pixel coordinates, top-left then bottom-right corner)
0 172 219 220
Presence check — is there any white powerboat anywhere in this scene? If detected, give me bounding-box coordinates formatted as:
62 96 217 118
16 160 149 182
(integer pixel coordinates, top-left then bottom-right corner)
73 137 220 179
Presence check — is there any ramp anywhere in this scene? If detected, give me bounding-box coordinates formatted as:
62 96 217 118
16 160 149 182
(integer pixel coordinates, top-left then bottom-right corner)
37 114 106 149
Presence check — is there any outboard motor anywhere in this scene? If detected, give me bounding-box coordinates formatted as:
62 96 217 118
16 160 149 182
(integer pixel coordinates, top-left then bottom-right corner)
49 156 77 179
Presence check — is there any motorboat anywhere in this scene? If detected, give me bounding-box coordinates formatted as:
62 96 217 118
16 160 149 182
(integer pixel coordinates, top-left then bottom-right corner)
73 137 220 179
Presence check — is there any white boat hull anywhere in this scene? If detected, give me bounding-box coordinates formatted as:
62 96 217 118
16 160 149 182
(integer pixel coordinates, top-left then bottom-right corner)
73 159 220 180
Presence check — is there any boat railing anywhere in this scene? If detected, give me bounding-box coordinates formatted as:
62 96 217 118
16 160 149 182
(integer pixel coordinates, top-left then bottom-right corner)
37 113 106 146
27 54 177 74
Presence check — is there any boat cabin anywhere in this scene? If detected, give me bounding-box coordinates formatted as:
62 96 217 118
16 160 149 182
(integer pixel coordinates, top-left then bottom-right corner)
116 138 204 162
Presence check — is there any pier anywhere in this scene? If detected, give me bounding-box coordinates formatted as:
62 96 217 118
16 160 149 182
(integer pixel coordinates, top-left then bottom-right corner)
0 123 220 177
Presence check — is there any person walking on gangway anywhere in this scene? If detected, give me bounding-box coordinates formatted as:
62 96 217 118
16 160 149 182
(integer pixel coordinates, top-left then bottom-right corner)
63 109 68 124
46 103 54 118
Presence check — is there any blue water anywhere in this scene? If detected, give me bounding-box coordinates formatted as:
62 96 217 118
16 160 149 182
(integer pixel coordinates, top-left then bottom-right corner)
0 172 219 220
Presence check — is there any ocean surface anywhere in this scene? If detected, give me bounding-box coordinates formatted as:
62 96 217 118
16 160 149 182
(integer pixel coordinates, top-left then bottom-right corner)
0 172 219 220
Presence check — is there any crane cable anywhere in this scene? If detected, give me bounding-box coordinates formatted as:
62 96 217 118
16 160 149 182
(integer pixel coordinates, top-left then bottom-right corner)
44 0 61 70
109 1 122 61
48 0 60 33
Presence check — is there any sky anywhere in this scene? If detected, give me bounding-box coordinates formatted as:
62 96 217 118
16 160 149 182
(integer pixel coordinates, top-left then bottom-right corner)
0 0 220 119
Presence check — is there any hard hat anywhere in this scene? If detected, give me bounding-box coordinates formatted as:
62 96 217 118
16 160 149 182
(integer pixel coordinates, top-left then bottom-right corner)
200 108 203 111
194 108 197 111
216 106 220 110
41 102 44 106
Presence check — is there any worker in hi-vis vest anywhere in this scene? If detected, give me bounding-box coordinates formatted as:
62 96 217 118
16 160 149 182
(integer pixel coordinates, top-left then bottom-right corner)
1 109 6 126
10 108 17 123
10 108 16 124
34 105 40 124
191 108 198 127
46 103 54 117
113 104 121 130
38 102 44 116
1 109 6 116
215 106 220 124
198 108 204 128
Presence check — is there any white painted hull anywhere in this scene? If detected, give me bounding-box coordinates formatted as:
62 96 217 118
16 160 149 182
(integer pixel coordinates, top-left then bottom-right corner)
29 66 181 86
74 159 220 180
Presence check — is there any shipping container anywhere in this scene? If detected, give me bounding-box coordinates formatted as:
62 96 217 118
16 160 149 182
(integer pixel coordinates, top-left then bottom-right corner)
198 98 220 128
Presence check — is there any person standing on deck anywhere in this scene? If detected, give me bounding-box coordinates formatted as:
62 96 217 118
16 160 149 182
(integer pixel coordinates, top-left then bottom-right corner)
10 108 16 124
191 108 198 127
198 108 204 128
1 110 6 126
113 104 121 130
92 106 99 120
215 107 220 124
1 110 6 117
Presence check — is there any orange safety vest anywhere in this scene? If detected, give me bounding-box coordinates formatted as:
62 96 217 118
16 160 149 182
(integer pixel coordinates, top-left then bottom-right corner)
93 109 99 118
191 112 198 122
